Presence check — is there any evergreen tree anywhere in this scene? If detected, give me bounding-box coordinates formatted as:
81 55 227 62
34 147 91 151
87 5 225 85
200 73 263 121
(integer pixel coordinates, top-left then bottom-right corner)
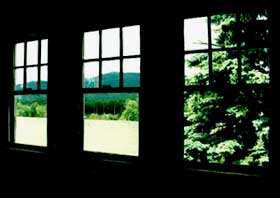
184 10 270 166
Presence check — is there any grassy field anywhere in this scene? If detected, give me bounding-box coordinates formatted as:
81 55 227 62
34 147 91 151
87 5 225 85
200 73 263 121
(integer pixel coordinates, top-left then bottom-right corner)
15 117 138 156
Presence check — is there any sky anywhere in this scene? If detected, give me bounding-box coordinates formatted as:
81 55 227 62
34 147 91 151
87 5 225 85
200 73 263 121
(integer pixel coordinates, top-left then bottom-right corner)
15 40 48 85
15 21 215 84
184 17 221 77
184 17 208 51
83 25 140 79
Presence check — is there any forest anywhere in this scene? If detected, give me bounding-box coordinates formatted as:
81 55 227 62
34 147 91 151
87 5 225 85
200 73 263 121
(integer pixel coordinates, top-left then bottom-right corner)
184 10 270 166
16 67 139 121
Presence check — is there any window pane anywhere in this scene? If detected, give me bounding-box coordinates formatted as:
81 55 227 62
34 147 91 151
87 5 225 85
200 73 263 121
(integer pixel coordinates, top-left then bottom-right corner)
185 53 208 85
184 89 270 166
123 58 140 87
123 25 140 56
211 14 237 48
213 51 238 84
241 48 269 84
83 62 99 88
102 60 120 88
84 93 139 156
15 43 24 67
27 41 38 65
15 68 24 91
27 67 38 90
41 39 48 64
240 10 269 48
102 28 120 58
184 17 208 51
41 66 48 90
84 31 99 59
15 94 47 147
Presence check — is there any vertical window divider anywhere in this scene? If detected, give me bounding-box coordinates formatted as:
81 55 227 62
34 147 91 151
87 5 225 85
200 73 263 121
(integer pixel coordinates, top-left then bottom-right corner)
120 27 123 88
23 42 27 90
38 39 42 90
236 13 242 84
99 30 102 88
207 16 213 85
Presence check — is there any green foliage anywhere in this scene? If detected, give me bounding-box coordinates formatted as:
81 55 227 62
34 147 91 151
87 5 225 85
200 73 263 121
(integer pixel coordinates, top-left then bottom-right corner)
184 10 270 166
85 99 139 121
87 113 120 120
207 140 243 164
185 92 223 131
213 51 238 84
120 99 139 121
184 139 209 162
185 54 208 85
16 102 47 117
211 14 237 48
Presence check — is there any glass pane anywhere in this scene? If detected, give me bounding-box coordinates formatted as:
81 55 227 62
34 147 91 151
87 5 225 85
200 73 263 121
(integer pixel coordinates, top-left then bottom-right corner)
213 51 238 84
27 41 38 65
27 67 38 90
15 43 24 67
41 39 48 64
184 89 270 167
184 17 208 51
102 60 120 88
123 25 140 56
15 68 24 91
41 66 48 90
15 94 47 147
211 14 237 48
123 58 140 87
102 28 120 58
83 62 99 88
240 9 269 48
84 93 139 156
241 48 269 84
84 31 99 59
185 53 208 85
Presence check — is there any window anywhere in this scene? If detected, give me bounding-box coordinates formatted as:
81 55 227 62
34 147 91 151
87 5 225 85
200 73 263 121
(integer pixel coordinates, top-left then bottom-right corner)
12 39 48 147
83 25 140 156
183 10 270 167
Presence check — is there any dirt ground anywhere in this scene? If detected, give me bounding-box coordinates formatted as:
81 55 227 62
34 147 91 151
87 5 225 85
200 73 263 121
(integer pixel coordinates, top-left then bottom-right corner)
15 117 138 156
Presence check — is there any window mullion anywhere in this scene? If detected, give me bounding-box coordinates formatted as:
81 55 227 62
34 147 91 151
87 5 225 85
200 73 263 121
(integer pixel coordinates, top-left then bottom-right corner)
23 41 27 90
99 30 102 88
38 39 42 90
120 27 123 88
207 16 213 85
236 13 242 84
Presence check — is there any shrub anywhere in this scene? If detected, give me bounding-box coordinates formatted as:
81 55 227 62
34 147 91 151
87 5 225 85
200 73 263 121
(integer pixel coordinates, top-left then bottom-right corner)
120 99 139 121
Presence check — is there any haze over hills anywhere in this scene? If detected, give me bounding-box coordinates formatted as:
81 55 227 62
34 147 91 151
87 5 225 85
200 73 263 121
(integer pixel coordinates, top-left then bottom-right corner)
16 72 140 105
84 72 140 88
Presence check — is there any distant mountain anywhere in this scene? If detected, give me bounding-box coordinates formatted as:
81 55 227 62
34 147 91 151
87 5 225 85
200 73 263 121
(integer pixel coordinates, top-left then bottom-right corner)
15 81 48 91
84 72 140 88
15 72 139 105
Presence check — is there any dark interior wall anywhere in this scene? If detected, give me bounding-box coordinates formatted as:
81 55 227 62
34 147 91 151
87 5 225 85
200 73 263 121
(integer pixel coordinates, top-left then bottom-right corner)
0 0 276 191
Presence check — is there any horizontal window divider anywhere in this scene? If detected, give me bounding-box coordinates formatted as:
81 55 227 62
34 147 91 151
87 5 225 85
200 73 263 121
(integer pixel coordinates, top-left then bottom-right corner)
83 151 139 162
183 161 268 176
13 90 48 95
12 36 48 44
122 55 141 59
8 143 48 153
184 167 265 177
83 87 140 93
183 84 271 92
185 45 270 54
14 64 48 69
83 24 139 33
83 55 141 62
